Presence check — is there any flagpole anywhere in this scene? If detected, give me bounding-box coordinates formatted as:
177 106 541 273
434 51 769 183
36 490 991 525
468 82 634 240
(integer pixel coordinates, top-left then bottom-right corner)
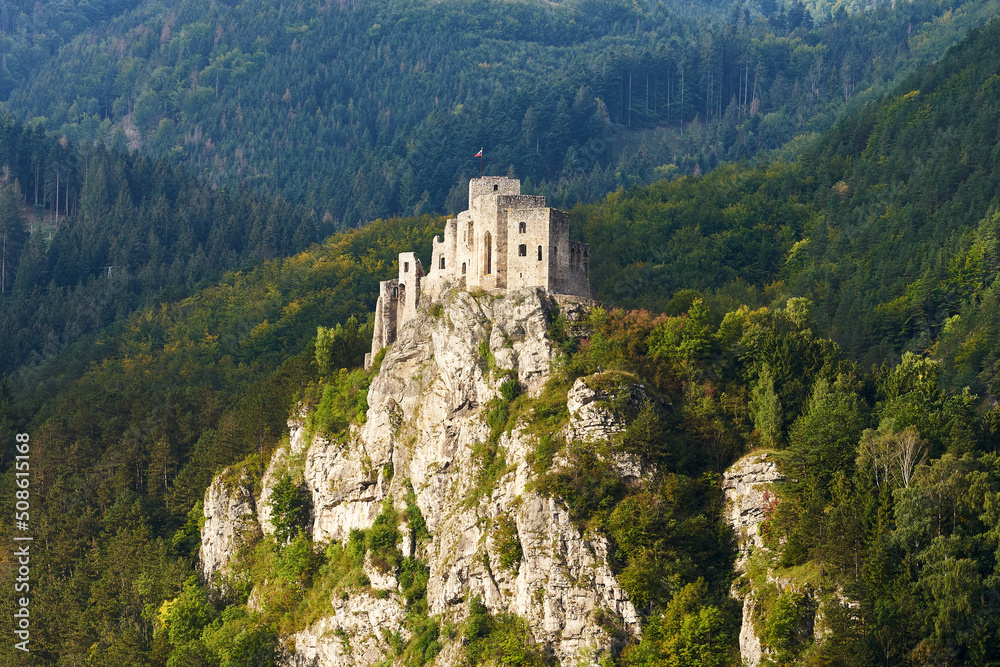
479 153 483 178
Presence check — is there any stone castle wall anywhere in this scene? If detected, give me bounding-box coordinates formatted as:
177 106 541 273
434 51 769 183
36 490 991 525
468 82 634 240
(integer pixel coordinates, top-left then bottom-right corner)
365 176 591 368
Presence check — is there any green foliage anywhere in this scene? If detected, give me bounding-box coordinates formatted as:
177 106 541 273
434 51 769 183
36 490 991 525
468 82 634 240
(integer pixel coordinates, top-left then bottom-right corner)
625 579 736 667
269 473 311 545
172 500 206 558
404 614 441 667
316 317 369 378
404 480 431 545
10 12 1000 664
621 401 668 462
534 439 626 531
491 514 523 574
202 607 278 667
275 532 319 584
787 380 868 486
309 366 375 436
365 500 402 574
500 373 522 403
399 557 430 608
0 210 440 662
478 339 497 376
1 0 974 245
760 592 813 665
279 535 370 630
464 596 555 667
750 366 783 447
160 577 215 648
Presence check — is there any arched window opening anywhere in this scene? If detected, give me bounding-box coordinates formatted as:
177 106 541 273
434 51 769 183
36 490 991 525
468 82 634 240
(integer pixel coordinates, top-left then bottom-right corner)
518 222 526 234
493 184 498 191
440 256 446 270
462 262 467 275
518 244 527 257
537 245 543 261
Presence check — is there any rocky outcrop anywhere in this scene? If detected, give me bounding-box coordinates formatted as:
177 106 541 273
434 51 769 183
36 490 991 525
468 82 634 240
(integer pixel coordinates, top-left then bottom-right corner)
564 376 628 443
201 286 638 667
722 452 783 667
258 408 313 538
420 423 641 662
562 375 663 482
722 452 782 573
282 592 410 667
200 467 260 583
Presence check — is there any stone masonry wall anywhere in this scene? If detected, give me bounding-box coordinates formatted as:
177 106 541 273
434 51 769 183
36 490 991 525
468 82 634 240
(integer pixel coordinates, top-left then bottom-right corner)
367 176 590 368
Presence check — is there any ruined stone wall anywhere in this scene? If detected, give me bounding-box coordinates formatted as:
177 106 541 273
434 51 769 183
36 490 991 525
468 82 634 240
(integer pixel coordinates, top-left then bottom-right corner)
397 253 423 328
451 211 475 289
366 279 399 368
368 176 590 369
465 193 547 292
561 240 591 298
466 195 498 292
430 218 458 283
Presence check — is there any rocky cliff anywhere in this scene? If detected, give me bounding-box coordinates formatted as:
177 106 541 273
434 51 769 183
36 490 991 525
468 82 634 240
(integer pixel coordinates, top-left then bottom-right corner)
200 287 643 667
722 452 783 667
723 452 855 666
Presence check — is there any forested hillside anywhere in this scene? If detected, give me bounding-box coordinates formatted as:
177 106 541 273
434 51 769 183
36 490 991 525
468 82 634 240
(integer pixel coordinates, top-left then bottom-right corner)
0 118 340 377
1 0 995 227
572 16 1000 398
0 0 993 379
2 2 1000 666
0 215 440 661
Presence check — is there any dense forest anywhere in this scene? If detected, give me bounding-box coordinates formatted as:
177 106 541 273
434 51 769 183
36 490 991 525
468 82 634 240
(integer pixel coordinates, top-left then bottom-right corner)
0 0 994 377
0 118 340 377
1 0 1000 666
0 0 996 227
572 16 1000 398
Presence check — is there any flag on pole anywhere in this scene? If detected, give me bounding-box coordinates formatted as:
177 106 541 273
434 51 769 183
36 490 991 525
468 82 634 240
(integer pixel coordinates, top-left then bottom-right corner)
474 148 483 158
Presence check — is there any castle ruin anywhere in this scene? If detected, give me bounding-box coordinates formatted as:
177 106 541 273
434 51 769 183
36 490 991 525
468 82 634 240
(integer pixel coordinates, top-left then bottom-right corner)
365 176 591 368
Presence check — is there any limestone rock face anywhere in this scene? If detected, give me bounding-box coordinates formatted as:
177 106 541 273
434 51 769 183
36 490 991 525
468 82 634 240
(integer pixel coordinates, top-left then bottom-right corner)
200 468 259 583
722 452 783 667
258 409 313 537
363 552 400 591
562 375 660 482
722 452 783 573
282 592 410 667
564 376 627 443
202 286 639 667
737 595 764 667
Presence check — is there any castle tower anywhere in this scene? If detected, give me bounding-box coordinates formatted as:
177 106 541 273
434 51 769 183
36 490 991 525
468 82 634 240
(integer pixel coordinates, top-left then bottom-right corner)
365 175 590 368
